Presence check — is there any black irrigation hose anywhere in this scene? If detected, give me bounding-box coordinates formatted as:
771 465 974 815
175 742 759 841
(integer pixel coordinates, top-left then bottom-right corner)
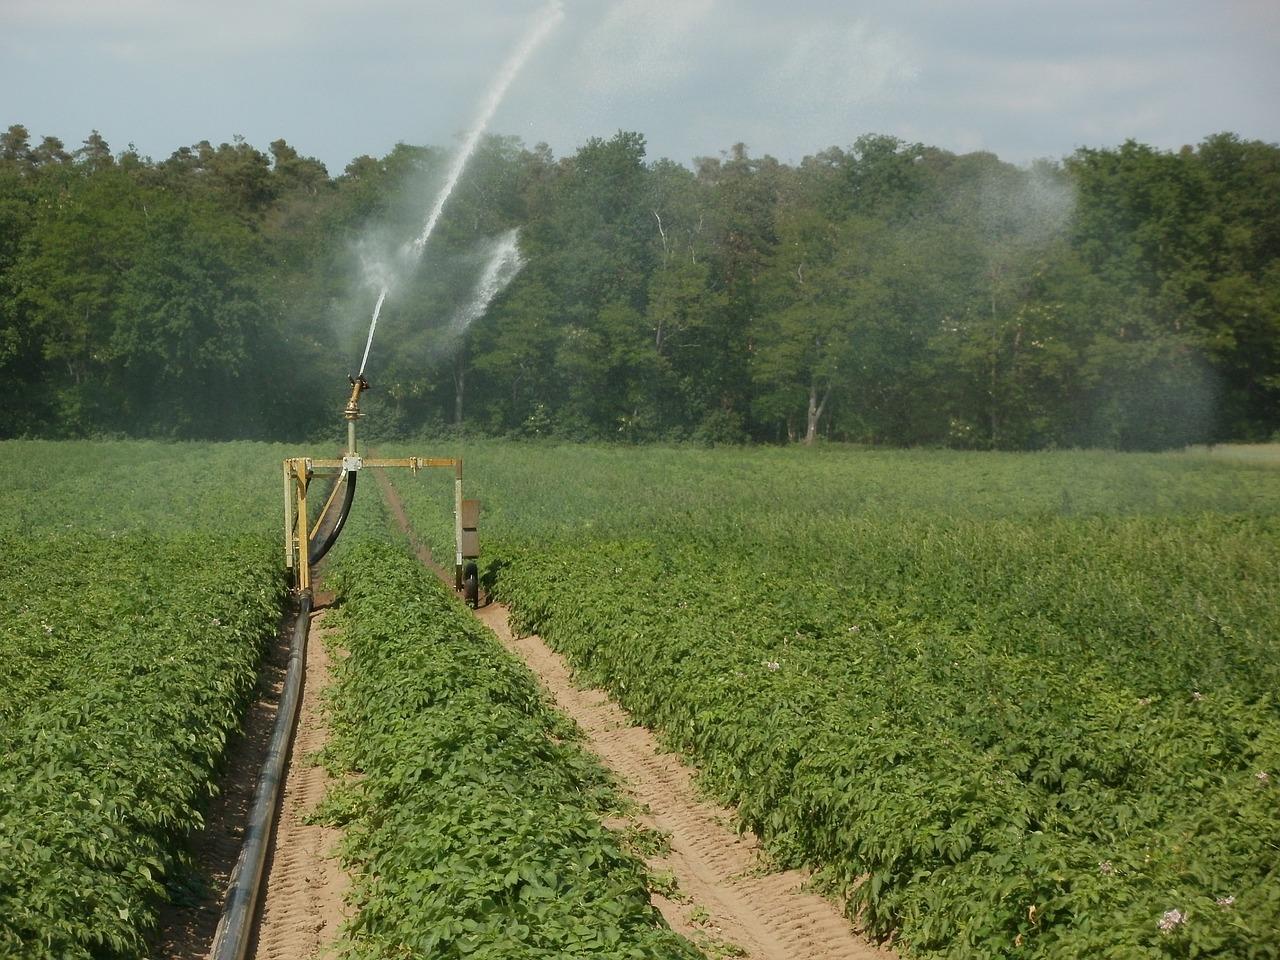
210 590 312 960
309 468 357 566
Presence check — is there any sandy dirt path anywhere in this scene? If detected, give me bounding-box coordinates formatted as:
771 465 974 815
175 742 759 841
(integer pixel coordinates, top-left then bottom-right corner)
153 603 348 960
250 605 349 960
377 472 893 960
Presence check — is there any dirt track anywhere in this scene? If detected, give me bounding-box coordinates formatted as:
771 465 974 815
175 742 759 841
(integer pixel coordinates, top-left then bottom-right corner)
160 470 892 960
250 606 348 960
152 605 347 960
378 472 893 960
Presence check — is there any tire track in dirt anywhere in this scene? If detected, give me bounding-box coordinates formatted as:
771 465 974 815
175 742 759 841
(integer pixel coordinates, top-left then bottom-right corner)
378 472 893 960
250 605 349 960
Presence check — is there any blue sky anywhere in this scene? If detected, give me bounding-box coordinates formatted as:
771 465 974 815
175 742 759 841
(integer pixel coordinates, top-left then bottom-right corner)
2 0 1277 172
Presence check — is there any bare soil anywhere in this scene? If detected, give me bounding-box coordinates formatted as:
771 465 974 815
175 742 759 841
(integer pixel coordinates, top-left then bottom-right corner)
1184 442 1280 465
378 472 894 960
250 606 349 960
151 602 348 960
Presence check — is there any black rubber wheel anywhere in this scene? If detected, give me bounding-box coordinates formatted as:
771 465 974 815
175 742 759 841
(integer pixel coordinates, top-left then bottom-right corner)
463 562 479 608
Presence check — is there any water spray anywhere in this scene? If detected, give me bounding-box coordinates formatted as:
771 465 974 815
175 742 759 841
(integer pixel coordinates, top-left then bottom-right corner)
289 4 561 595
217 13 563 956
450 229 525 336
355 0 563 378
356 290 387 379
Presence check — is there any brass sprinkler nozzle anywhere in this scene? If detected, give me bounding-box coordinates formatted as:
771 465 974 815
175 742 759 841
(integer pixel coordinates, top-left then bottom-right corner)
344 375 369 422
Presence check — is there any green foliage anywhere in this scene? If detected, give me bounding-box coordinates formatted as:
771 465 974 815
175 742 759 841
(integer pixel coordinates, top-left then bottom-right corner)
0 533 284 958
0 439 297 535
319 537 703 959
3 124 1277 446
0 441 290 957
386 440 1280 958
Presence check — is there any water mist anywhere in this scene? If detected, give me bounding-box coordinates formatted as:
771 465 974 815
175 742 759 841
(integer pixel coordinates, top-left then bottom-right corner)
356 0 564 377
450 229 525 337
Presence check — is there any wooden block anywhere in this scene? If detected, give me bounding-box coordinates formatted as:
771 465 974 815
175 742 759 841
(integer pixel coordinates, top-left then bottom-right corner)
462 529 480 558
461 499 481 528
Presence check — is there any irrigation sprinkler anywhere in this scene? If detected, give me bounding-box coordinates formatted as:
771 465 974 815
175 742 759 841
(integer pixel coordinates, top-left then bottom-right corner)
282 374 480 605
216 379 480 960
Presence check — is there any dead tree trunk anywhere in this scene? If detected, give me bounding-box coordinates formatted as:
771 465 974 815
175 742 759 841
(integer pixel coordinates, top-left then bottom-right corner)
804 381 832 445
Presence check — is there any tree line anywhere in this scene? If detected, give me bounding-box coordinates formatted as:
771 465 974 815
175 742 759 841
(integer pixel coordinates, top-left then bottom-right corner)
1 123 1277 448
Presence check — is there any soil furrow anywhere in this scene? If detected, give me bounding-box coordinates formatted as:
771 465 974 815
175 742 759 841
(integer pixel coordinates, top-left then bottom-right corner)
152 618 291 960
250 607 348 960
377 472 893 960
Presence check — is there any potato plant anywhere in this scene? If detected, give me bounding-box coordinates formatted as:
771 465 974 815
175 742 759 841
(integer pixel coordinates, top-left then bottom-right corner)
0 441 289 958
386 441 1280 958
319 537 703 958
0 533 284 958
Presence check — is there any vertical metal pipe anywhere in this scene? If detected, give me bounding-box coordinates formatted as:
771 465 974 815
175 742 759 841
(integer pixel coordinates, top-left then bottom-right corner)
454 459 464 589
282 461 294 569
295 463 310 593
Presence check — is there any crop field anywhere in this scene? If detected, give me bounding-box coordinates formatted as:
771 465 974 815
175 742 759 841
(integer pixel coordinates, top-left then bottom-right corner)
386 442 1280 959
315 497 702 957
0 441 288 958
4 439 1277 959
0 442 706 959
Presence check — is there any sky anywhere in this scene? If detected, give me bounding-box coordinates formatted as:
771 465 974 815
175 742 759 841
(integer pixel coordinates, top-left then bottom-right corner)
2 0 1278 173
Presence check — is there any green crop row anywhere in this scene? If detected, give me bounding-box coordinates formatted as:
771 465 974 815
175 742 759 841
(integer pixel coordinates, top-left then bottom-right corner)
384 441 1280 958
0 532 285 959
0 441 297 957
492 536 1280 958
318 538 703 959
0 440 296 537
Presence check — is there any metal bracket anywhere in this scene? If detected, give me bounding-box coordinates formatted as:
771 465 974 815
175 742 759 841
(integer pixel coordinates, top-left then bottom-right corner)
342 455 363 473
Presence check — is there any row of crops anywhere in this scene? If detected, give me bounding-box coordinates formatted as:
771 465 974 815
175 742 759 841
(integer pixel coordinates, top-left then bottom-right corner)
6 438 1276 958
0 442 288 957
386 441 1280 959
1 441 705 959
318 495 701 957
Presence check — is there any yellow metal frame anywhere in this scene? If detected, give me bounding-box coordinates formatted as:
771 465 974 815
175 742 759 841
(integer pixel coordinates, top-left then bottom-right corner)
282 376 471 595
282 456 465 594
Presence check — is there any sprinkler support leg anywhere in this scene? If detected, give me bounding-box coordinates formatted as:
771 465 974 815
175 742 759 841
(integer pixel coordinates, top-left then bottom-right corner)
294 460 311 594
454 459 464 590
283 461 294 570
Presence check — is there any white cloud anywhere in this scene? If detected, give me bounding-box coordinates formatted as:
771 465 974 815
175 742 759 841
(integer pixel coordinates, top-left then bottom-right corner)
575 0 719 95
2 0 1276 171
768 19 917 107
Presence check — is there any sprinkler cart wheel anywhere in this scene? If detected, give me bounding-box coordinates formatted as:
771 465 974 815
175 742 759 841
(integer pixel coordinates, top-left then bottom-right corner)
463 562 479 608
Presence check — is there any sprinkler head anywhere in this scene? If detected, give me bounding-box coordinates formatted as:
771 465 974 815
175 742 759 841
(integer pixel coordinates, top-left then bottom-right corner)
344 374 370 421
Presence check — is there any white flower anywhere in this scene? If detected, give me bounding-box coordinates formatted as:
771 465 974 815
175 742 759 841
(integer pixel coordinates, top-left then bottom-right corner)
763 660 780 672
848 625 860 633
1257 771 1270 785
1158 909 1186 932
1216 896 1235 907
1098 860 1114 875
1191 691 1204 702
